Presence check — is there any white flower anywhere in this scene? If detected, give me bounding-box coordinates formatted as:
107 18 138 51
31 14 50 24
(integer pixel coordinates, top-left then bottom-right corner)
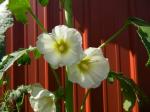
67 47 110 88
36 25 84 69
29 84 56 112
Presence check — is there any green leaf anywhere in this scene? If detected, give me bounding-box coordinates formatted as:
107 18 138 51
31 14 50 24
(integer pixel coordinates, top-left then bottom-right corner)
108 71 148 111
38 0 49 6
17 53 31 66
8 0 31 23
129 17 150 66
137 27 150 66
119 76 136 112
33 48 42 59
0 47 36 80
0 0 4 4
16 94 24 111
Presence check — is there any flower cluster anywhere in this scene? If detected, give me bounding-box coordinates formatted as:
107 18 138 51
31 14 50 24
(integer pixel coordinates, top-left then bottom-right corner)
36 25 110 88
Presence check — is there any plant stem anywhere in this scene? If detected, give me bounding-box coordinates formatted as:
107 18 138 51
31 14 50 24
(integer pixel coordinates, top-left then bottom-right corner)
99 20 130 48
62 0 74 111
80 89 91 112
28 8 61 87
28 8 47 32
51 66 61 87
64 0 73 27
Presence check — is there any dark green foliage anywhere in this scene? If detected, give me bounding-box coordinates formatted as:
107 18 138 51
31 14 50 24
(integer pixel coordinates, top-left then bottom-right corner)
108 71 148 112
38 0 49 6
129 17 150 67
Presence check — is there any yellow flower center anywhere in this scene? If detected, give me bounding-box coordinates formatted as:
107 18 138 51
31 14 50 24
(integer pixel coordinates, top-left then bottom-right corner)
78 57 91 73
55 39 69 54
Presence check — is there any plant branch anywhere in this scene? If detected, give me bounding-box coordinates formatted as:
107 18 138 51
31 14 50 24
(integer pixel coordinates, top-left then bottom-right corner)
51 67 61 87
28 8 47 32
80 89 91 112
28 8 61 87
62 0 74 111
99 20 130 48
64 0 73 27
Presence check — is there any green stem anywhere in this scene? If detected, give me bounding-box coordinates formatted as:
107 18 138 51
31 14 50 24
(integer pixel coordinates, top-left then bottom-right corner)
80 89 91 112
99 20 130 48
28 8 61 87
28 8 47 32
64 0 73 27
62 0 74 111
51 66 61 87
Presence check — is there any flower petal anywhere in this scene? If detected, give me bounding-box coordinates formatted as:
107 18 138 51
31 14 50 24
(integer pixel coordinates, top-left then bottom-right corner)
36 33 55 54
67 47 110 88
29 84 56 112
36 25 84 69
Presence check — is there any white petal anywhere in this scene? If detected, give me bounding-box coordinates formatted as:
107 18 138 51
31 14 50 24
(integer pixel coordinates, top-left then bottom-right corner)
44 52 61 69
67 65 81 83
52 25 68 39
85 47 103 57
36 33 55 54
30 83 44 97
29 84 56 112
36 25 84 69
67 47 110 88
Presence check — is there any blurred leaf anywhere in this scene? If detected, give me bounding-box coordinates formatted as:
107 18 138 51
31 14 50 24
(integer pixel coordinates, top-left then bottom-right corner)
0 0 4 4
38 0 49 6
129 17 150 66
8 0 31 23
0 47 36 80
17 52 31 66
33 48 42 59
16 94 24 111
108 71 148 112
123 100 132 112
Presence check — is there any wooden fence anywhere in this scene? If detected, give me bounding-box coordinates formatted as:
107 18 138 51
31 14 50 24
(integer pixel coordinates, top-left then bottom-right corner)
3 0 150 112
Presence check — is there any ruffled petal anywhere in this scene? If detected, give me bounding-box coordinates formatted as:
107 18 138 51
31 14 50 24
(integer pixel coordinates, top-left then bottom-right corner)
67 47 110 88
52 25 68 39
36 25 84 69
36 33 55 54
44 52 61 69
29 84 56 112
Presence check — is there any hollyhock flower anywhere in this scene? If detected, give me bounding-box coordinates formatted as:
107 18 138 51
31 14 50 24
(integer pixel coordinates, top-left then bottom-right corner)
67 47 110 88
36 25 84 69
29 84 56 112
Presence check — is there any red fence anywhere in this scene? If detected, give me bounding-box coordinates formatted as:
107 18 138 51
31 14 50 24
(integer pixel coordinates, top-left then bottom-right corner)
3 0 150 112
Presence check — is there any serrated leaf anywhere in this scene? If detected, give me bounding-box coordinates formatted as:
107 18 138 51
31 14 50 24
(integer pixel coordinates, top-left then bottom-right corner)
0 47 36 80
8 0 31 23
129 17 150 66
38 0 49 6
108 71 148 111
120 76 136 112
137 27 150 66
